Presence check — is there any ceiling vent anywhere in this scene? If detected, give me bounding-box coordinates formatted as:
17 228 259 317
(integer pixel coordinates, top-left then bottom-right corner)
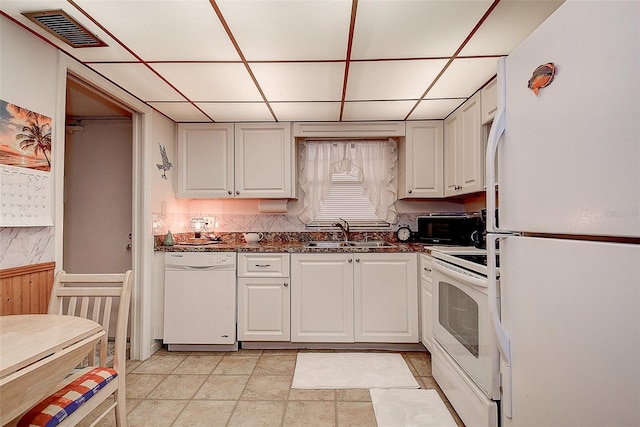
22 10 107 48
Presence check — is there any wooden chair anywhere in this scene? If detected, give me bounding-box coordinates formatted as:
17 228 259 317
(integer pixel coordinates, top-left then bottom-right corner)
17 270 133 427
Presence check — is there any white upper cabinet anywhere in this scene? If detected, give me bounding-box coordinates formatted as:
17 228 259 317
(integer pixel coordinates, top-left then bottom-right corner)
444 93 484 197
176 122 294 199
399 121 444 198
177 123 234 198
234 122 294 198
481 78 498 125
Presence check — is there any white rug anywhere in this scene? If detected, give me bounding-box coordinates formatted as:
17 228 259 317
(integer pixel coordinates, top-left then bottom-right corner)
370 389 458 427
292 353 420 389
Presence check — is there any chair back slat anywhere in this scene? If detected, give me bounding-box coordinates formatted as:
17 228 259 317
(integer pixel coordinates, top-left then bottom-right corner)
67 297 77 316
79 297 90 319
102 297 113 337
91 297 102 324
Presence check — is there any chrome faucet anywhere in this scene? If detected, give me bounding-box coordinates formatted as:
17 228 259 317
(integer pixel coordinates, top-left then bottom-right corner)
332 218 350 242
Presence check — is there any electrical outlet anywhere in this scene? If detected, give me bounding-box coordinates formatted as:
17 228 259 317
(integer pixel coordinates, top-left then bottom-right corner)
204 217 217 229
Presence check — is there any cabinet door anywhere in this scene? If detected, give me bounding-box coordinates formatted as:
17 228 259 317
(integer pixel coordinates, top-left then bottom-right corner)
443 93 484 197
234 123 293 198
420 279 433 351
419 254 434 350
237 277 290 341
481 78 498 125
291 254 354 343
458 94 484 194
443 114 459 197
400 121 443 198
354 253 418 343
177 123 234 198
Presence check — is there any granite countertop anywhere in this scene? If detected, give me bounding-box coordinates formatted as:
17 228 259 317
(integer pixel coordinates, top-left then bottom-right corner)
155 241 426 253
154 232 428 253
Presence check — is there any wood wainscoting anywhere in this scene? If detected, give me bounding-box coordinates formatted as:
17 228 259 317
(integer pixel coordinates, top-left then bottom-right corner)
0 262 55 315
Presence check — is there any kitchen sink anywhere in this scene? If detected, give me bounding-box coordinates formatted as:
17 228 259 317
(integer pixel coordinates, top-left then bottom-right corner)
346 241 396 248
304 241 396 248
305 241 350 248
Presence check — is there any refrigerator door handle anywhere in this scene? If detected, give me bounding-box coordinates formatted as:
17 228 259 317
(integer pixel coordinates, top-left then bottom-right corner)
486 57 506 234
487 233 512 418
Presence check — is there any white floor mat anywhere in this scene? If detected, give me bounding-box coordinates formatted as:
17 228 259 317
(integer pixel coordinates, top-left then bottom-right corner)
292 353 420 389
370 389 458 427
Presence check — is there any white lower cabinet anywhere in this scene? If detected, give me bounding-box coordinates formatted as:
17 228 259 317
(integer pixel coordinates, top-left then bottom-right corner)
237 253 290 341
291 253 354 343
291 253 418 343
419 253 434 351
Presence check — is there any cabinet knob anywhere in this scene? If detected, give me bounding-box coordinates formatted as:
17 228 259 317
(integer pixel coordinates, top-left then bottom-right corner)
424 267 431 272
348 259 353 263
408 189 412 194
236 190 240 195
284 282 288 287
355 258 360 263
228 190 232 195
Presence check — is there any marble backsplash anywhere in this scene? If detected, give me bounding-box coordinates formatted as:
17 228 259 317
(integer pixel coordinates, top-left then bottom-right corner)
0 227 55 270
153 212 426 236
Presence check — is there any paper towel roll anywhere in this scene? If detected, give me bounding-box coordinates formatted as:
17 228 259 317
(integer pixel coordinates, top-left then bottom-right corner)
258 199 288 213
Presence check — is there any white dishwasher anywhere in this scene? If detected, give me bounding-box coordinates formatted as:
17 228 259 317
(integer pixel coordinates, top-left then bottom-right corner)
164 252 237 351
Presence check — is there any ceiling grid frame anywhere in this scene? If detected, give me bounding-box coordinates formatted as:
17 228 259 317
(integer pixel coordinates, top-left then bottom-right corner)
0 0 565 122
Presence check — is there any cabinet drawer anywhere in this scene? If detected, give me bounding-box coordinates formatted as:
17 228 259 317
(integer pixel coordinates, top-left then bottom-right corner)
238 253 290 277
420 253 433 284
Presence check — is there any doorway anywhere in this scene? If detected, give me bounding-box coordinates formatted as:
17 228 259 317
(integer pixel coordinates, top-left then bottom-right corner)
63 74 133 274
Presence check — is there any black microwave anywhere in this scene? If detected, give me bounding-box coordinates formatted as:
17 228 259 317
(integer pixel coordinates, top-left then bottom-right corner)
416 214 479 245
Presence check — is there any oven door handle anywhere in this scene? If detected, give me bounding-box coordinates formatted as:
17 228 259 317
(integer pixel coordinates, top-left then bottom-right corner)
431 260 487 290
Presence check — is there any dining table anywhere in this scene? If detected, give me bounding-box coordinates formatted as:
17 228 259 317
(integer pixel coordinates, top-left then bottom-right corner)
0 314 105 426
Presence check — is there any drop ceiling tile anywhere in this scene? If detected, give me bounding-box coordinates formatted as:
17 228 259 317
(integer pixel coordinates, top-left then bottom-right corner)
407 99 466 120
346 59 448 101
427 57 498 99
151 63 262 101
351 0 493 59
148 102 212 123
342 100 417 122
461 0 565 56
269 102 341 122
90 63 184 101
250 62 345 102
1 0 137 61
73 0 240 61
195 103 274 122
216 0 352 60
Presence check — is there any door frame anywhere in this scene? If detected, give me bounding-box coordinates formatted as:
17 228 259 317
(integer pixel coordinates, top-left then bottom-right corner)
55 52 156 360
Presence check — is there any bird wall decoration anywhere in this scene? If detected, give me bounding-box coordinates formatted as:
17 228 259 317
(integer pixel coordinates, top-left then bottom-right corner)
157 144 173 179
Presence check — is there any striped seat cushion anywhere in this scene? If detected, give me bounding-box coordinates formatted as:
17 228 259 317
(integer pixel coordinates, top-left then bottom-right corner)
18 367 118 427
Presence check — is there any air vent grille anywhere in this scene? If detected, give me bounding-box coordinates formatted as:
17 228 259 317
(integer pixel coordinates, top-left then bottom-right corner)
22 10 107 48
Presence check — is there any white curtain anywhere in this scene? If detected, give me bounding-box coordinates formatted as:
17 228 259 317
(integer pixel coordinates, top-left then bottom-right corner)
298 138 398 224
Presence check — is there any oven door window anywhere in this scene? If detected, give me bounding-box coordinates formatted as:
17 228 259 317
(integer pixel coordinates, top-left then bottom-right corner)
438 281 479 358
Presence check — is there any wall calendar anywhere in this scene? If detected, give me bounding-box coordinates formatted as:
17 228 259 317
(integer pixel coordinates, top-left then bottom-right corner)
0 100 53 227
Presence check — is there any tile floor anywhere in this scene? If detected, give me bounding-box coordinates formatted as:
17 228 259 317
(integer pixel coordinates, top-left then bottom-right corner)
80 347 465 427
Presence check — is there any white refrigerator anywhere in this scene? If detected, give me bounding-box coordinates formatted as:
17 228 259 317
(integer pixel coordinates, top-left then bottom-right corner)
486 1 640 426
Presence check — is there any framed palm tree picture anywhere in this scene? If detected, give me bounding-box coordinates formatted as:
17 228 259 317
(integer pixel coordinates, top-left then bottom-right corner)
0 100 53 227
